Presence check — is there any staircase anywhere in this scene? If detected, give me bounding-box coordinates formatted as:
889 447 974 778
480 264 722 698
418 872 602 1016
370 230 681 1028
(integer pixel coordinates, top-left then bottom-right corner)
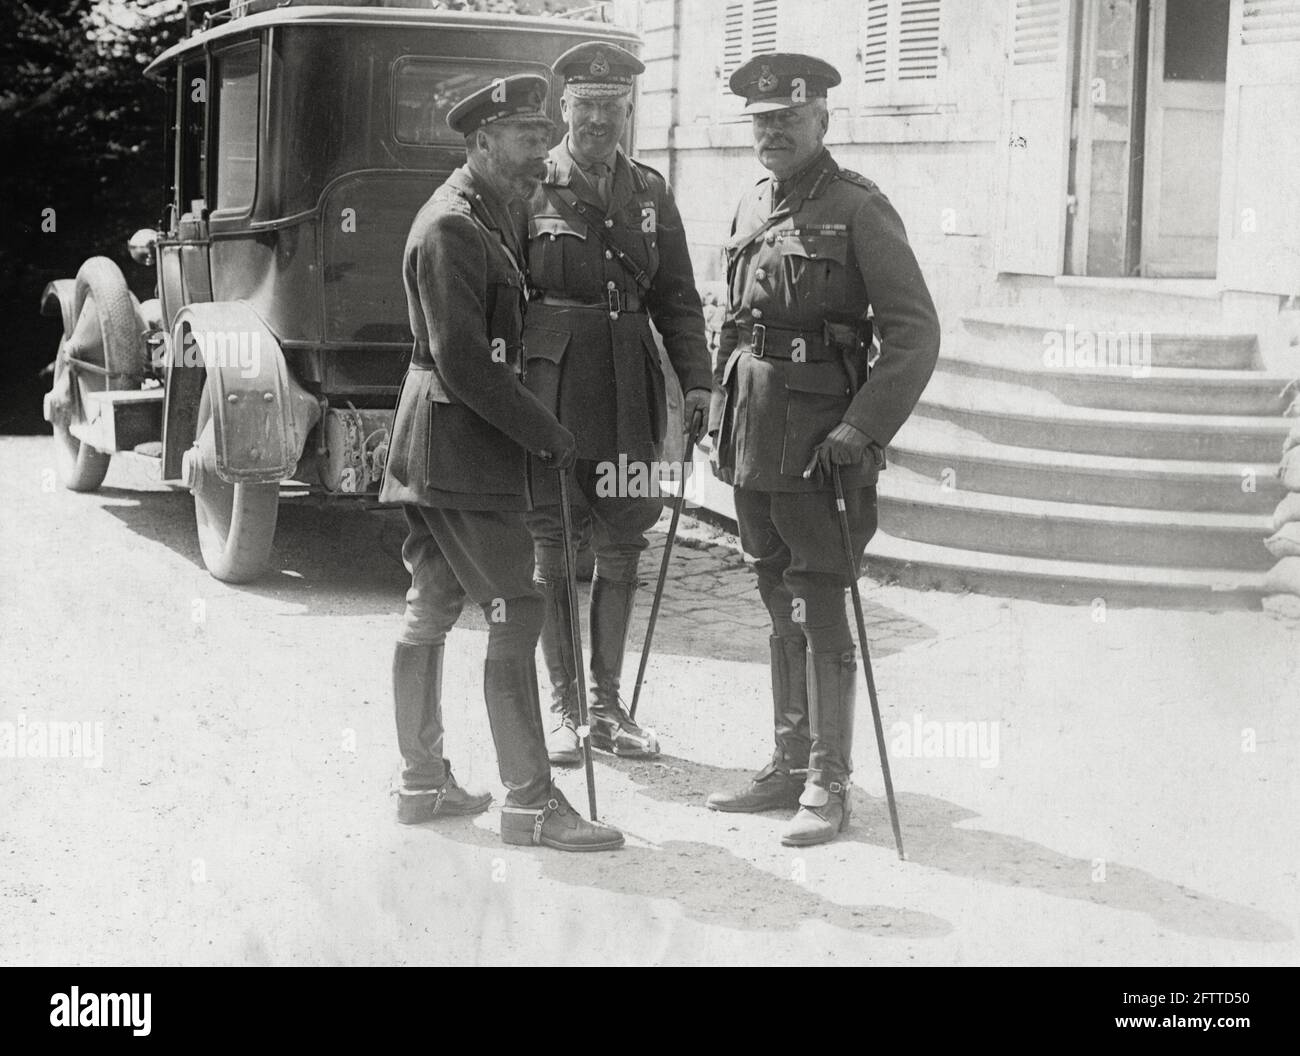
872 286 1296 609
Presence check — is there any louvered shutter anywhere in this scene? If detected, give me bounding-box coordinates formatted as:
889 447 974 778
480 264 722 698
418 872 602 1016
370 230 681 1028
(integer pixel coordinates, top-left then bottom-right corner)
1217 0 1300 293
994 0 1076 274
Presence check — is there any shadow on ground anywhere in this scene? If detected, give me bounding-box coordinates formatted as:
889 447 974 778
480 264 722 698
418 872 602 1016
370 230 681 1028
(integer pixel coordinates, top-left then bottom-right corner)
100 487 410 616
595 753 1291 945
422 811 951 939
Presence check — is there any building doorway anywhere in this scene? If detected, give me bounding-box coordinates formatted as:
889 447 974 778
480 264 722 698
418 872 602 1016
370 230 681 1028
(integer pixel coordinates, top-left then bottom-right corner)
1066 0 1230 278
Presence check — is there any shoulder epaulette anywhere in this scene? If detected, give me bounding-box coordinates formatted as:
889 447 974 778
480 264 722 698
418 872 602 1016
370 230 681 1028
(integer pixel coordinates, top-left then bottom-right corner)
439 190 474 217
627 157 659 193
835 169 881 193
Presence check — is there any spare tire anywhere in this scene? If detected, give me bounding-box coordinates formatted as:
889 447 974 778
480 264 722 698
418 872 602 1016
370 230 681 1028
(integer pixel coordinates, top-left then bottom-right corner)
48 258 144 491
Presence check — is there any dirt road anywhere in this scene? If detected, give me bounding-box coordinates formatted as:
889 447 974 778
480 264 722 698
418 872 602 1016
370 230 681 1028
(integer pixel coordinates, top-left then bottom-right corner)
2 435 1297 965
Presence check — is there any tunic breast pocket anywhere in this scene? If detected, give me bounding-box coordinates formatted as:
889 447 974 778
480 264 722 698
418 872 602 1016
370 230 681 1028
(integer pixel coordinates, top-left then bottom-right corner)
778 364 853 479
779 231 848 308
621 203 660 273
529 213 587 282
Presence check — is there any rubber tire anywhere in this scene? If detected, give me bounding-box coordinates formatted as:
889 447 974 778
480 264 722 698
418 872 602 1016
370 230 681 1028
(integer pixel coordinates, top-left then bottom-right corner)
192 379 280 583
51 258 145 492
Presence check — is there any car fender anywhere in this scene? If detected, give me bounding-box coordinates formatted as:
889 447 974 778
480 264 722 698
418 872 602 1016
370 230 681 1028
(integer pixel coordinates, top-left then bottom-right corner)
165 302 320 484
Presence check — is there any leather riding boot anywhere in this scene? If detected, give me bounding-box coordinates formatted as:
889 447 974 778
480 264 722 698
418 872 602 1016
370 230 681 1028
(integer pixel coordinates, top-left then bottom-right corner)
482 654 552 808
706 635 808 812
588 577 659 757
782 651 856 846
393 642 492 822
772 634 811 770
500 782 624 852
536 576 581 765
397 762 493 823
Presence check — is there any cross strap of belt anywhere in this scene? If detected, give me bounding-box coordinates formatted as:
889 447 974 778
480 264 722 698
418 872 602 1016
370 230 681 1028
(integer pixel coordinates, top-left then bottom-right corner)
737 320 841 362
724 208 793 261
549 187 653 295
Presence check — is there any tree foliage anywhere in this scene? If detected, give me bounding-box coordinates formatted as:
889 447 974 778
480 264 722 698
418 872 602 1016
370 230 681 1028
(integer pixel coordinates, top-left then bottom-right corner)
0 0 183 430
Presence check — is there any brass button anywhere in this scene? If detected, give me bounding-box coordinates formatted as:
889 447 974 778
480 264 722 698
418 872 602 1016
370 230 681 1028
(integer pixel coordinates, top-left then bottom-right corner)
755 267 767 280
751 308 763 320
607 280 616 290
604 249 613 260
604 218 614 228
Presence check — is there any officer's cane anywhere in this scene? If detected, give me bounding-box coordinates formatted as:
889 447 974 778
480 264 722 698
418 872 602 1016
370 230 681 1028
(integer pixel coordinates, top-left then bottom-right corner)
557 470 599 821
630 408 705 722
832 464 905 861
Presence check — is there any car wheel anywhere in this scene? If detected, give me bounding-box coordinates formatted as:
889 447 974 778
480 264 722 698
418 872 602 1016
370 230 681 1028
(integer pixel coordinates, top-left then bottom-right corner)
191 377 280 583
48 257 143 491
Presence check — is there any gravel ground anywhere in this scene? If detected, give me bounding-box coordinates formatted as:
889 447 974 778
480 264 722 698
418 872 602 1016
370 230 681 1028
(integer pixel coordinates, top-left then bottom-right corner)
1 434 1297 966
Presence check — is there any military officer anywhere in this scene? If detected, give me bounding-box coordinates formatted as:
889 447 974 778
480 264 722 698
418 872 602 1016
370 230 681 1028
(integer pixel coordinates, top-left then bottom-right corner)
380 74 623 852
521 42 712 765
704 54 940 846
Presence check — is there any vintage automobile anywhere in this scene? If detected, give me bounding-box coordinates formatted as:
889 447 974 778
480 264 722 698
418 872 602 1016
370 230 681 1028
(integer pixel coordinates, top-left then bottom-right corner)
40 0 639 582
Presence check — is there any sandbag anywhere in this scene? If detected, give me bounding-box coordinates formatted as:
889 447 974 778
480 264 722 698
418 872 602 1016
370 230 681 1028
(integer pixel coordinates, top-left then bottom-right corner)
1273 490 1300 531
1264 523 1300 559
1263 556 1300 597
1280 447 1300 491
1286 415 1300 454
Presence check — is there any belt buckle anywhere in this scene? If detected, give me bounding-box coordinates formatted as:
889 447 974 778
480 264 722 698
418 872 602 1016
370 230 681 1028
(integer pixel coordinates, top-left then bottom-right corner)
751 323 766 358
607 286 622 319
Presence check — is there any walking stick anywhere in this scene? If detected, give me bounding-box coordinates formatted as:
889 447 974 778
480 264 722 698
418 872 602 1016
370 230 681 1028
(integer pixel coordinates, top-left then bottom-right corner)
832 464 905 860
630 408 704 722
557 470 599 821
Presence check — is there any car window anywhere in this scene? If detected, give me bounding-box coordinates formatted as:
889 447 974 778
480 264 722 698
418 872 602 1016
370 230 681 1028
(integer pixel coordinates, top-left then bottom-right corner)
393 59 508 145
214 43 260 212
177 57 207 217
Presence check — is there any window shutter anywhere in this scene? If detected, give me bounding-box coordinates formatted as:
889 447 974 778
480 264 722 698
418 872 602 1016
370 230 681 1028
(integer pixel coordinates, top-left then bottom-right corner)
1241 0 1300 45
751 0 779 54
1012 0 1062 65
861 0 943 86
723 2 745 80
898 0 942 80
863 0 889 84
722 0 780 82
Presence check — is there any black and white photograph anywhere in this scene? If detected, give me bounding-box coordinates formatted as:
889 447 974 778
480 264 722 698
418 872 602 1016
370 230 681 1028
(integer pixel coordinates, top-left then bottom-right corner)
1 0 1297 994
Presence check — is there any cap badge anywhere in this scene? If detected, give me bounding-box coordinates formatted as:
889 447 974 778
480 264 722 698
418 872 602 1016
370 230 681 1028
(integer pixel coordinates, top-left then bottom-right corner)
590 51 610 77
757 65 778 92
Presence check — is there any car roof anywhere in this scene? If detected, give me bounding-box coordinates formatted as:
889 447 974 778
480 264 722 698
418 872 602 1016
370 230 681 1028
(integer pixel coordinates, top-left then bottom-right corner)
146 4 640 74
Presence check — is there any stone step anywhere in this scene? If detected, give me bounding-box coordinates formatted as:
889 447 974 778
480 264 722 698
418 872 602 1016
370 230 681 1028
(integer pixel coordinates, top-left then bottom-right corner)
940 335 1294 416
917 372 1292 463
866 530 1265 610
961 307 1261 370
889 416 1283 514
992 275 1229 327
877 467 1273 571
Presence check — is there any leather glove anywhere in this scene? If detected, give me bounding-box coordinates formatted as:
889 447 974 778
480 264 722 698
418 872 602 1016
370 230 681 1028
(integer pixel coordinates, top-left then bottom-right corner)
537 426 577 471
681 387 712 445
803 421 873 481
